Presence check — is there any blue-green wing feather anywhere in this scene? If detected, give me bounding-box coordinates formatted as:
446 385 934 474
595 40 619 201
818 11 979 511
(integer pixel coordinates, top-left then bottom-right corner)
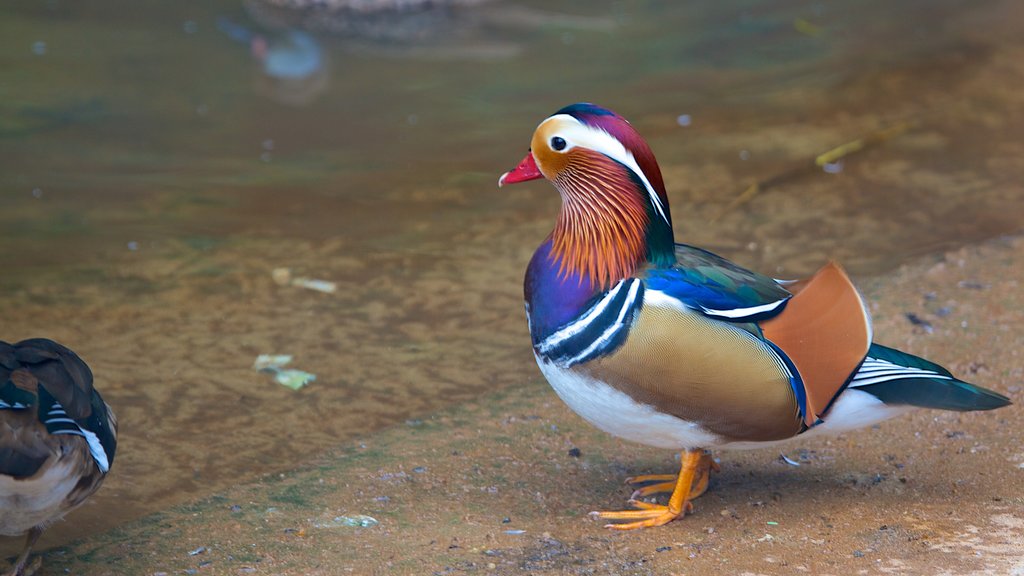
851 343 1011 411
643 244 791 321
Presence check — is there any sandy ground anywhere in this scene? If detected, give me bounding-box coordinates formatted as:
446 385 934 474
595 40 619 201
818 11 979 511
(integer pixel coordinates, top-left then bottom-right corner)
17 235 1020 575
7 0 1024 557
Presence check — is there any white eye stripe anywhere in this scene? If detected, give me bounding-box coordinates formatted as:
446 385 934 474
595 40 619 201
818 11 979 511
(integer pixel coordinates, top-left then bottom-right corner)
544 114 670 226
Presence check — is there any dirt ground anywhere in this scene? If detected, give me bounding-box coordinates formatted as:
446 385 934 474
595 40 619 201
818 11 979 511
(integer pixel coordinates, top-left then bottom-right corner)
15 235 1019 575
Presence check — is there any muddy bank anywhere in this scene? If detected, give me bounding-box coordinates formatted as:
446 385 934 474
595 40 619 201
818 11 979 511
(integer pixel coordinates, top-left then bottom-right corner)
19 235 1020 575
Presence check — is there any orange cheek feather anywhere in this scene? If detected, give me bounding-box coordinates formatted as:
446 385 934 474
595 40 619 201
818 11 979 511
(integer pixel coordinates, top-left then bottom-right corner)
531 129 570 180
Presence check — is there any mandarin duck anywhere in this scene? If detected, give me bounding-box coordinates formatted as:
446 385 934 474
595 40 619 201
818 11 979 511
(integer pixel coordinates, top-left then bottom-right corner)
0 339 117 575
499 103 1011 530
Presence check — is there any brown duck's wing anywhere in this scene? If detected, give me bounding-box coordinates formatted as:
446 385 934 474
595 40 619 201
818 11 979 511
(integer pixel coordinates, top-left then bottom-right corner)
0 338 117 474
11 338 95 418
759 262 872 427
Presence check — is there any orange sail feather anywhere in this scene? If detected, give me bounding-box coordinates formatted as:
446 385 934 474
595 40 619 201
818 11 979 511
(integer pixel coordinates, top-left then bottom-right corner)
760 262 871 426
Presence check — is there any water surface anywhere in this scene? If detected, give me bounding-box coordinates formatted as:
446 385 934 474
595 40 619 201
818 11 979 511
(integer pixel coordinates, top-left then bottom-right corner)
2 0 1023 546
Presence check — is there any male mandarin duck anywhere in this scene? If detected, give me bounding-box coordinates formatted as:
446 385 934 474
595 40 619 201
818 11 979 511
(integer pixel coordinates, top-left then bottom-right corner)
498 103 1011 530
0 339 117 576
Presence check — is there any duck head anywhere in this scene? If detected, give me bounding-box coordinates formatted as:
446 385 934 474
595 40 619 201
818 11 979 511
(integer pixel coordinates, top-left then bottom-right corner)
500 103 676 289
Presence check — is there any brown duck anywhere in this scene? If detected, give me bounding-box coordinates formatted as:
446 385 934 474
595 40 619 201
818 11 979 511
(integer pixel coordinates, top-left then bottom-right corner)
0 339 117 576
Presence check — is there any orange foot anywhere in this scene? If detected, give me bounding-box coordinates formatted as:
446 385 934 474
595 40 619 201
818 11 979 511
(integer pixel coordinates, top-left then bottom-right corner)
627 452 719 500
592 449 716 530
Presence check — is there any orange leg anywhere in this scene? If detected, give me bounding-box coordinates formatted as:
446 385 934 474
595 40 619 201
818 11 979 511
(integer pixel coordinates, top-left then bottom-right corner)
627 453 719 500
593 449 715 530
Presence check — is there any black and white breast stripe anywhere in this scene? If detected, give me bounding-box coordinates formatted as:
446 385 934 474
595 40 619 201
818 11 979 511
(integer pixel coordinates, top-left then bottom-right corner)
536 278 644 367
848 356 953 388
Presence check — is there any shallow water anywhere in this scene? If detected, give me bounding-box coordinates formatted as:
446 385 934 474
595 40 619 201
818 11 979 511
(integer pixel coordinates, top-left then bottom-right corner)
2 0 1024 546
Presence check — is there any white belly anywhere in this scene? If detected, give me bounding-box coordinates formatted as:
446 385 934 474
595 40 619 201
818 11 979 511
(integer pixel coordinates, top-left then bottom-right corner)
536 356 722 450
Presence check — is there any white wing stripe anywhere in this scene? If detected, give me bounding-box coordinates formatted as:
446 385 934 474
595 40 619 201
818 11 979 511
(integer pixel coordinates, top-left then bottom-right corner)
81 426 111 473
698 298 787 319
855 367 938 377
849 356 952 388
850 373 953 387
50 426 111 473
44 417 78 425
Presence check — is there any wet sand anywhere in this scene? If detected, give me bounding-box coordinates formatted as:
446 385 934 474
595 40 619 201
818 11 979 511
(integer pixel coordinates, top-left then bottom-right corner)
29 235 1023 575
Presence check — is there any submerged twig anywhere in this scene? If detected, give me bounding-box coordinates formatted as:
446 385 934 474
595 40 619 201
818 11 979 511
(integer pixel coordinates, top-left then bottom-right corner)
710 121 914 223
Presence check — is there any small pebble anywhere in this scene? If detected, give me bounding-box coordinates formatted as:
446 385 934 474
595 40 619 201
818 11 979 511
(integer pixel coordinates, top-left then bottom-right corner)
568 447 582 458
313 514 378 528
501 517 511 524
904 313 933 333
656 545 672 552
676 114 692 127
413 466 427 474
188 546 207 556
822 160 843 174
853 550 865 558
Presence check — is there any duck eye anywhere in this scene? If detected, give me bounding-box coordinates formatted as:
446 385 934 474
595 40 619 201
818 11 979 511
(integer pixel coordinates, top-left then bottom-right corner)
550 136 567 151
